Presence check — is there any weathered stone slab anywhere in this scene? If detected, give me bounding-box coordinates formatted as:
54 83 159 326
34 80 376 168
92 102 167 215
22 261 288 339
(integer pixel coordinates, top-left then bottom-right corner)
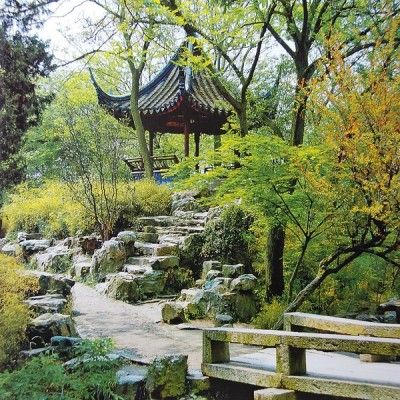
254 389 297 400
284 312 400 338
222 263 244 278
25 294 67 315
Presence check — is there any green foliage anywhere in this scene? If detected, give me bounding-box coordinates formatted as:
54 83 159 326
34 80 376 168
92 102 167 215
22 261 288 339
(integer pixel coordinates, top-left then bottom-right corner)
0 255 38 368
0 11 53 198
253 299 287 329
202 204 254 265
0 338 123 400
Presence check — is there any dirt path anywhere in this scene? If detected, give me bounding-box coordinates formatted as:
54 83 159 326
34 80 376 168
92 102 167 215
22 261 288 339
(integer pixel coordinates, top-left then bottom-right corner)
72 282 210 369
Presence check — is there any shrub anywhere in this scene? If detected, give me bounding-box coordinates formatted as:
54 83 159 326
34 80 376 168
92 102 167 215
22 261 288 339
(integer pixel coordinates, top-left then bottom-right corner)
253 299 287 329
0 338 122 399
202 204 254 265
1 181 91 238
0 255 38 368
2 179 172 238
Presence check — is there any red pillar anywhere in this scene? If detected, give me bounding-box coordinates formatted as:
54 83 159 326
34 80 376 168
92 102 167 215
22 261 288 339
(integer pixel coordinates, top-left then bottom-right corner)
194 132 200 157
184 122 190 157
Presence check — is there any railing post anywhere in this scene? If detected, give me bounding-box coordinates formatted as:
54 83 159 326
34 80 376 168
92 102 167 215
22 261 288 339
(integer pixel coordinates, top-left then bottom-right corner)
276 345 306 375
203 331 230 364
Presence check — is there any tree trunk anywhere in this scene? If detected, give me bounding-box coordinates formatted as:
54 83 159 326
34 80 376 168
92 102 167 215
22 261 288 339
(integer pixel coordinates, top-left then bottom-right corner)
291 75 310 146
237 103 248 137
129 67 153 179
265 224 285 300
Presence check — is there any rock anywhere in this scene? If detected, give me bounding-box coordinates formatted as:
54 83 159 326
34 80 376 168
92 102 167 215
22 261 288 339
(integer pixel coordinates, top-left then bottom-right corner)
91 240 126 278
187 371 211 394
0 238 7 250
171 190 201 214
203 277 231 293
25 271 75 296
383 311 397 323
136 232 158 243
20 347 53 359
28 313 77 344
222 263 244 278
154 243 179 257
78 235 101 255
116 365 146 398
378 299 400 323
201 260 221 279
231 293 258 322
103 273 140 303
179 233 205 277
355 313 380 323
17 232 42 242
162 302 186 324
205 270 223 281
215 314 234 327
19 239 52 258
195 279 205 288
185 289 222 319
103 269 166 302
146 354 188 399
230 274 257 293
150 256 179 270
72 255 91 279
144 226 157 233
117 231 137 256
25 294 67 315
180 288 203 302
34 246 73 273
0 242 17 256
51 336 82 347
140 270 166 296
64 351 127 370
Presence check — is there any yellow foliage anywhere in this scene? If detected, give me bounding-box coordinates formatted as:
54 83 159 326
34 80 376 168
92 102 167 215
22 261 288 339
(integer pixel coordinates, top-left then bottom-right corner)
1 181 91 238
0 255 38 368
1 179 172 238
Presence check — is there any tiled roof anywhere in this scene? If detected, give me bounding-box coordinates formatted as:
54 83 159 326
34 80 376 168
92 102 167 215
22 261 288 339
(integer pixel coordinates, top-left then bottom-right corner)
90 44 230 120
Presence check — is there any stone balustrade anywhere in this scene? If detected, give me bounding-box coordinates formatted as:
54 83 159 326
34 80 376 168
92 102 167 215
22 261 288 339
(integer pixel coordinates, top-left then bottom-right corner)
202 323 400 399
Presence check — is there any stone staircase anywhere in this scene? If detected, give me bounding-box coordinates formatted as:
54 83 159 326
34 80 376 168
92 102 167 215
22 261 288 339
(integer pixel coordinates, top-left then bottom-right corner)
94 211 209 303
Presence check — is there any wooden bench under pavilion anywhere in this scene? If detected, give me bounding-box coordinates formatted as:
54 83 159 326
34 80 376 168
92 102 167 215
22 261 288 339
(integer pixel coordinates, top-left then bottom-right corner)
90 43 231 176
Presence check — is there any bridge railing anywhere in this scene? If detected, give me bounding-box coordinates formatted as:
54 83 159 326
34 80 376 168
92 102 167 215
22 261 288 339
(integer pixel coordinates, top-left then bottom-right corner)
283 312 400 339
202 327 400 399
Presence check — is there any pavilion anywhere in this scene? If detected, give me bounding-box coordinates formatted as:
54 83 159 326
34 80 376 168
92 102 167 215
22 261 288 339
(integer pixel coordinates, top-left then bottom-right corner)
90 43 231 166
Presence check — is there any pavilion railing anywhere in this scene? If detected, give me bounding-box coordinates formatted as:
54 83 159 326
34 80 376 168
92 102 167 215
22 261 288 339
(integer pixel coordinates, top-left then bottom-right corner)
124 154 179 174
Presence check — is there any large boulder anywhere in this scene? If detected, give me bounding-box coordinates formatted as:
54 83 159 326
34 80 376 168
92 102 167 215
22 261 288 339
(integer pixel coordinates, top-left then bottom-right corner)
161 302 186 324
171 190 201 214
222 263 244 278
116 365 146 399
103 273 140 303
28 313 76 344
146 354 188 399
72 254 92 279
179 233 205 277
33 246 73 273
201 260 222 280
91 240 126 278
25 271 75 297
25 294 67 315
116 231 137 256
19 239 52 258
230 274 257 293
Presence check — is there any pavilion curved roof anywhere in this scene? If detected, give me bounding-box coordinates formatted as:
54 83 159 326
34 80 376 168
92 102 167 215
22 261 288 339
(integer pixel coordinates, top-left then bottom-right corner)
90 44 231 135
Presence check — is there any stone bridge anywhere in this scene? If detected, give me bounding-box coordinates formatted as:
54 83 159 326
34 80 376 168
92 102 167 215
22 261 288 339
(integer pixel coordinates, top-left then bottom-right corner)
201 312 400 400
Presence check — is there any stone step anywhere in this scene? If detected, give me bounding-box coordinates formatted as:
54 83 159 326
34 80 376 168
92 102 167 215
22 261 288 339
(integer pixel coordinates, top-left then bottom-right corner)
138 216 206 228
133 242 179 257
126 255 179 270
156 226 205 235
